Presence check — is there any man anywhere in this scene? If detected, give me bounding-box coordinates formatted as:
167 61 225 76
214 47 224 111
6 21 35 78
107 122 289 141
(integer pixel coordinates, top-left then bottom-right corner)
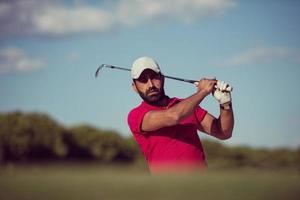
127 57 234 174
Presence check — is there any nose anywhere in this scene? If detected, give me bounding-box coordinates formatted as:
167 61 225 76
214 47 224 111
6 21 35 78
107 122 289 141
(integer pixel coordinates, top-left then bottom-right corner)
146 77 154 87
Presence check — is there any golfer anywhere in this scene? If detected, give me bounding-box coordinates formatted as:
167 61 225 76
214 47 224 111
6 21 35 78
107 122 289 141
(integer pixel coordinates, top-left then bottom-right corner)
127 57 234 174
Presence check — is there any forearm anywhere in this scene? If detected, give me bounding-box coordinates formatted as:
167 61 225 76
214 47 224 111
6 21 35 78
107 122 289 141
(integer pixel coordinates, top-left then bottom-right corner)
217 103 234 139
168 90 208 123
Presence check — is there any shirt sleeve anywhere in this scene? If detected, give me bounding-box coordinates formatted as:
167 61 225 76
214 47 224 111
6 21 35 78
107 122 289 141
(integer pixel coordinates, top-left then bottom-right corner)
194 106 207 125
127 107 149 134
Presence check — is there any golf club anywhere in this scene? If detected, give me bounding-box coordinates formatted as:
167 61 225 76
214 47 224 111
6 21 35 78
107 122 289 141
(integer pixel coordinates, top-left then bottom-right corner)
96 64 198 84
95 64 232 91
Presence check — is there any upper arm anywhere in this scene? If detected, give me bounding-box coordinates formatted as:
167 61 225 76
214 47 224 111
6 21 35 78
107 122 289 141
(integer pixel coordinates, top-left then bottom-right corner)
198 112 222 139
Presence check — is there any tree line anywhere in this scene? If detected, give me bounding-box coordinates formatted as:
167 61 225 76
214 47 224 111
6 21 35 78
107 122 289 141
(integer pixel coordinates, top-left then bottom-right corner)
0 111 299 169
0 112 139 163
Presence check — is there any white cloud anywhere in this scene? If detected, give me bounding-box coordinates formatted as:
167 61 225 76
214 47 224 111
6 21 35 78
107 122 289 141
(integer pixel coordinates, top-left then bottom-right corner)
33 6 115 35
0 47 45 74
219 45 300 67
0 0 236 37
117 0 235 26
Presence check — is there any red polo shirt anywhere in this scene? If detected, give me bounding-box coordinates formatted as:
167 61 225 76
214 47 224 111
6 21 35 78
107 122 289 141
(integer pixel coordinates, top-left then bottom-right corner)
127 97 207 173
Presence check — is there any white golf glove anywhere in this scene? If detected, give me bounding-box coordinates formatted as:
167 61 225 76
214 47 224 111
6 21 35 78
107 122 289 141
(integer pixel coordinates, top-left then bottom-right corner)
213 80 232 105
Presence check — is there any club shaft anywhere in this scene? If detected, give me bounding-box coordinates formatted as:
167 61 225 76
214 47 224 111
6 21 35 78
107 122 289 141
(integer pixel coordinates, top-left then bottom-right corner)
164 75 197 84
100 64 197 84
106 65 131 72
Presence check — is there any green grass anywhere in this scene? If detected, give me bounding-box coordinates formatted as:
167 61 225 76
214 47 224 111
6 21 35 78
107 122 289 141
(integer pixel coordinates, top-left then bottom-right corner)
0 163 299 200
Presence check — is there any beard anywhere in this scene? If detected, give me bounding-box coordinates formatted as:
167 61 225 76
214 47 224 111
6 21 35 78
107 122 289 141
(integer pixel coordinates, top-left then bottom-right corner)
137 86 166 106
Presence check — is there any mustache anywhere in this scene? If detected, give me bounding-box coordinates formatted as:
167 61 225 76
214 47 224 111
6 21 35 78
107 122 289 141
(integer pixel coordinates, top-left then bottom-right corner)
146 86 160 95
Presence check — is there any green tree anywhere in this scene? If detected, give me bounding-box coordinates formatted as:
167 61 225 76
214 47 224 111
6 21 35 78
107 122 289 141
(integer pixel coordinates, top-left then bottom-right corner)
63 125 140 162
65 125 122 161
0 112 67 162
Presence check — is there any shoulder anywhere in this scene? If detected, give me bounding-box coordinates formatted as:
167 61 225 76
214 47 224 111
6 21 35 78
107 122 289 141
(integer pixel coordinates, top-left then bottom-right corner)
127 102 152 134
127 102 150 125
128 103 145 118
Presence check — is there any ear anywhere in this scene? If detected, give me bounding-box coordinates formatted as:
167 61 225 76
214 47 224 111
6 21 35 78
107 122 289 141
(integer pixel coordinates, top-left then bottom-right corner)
132 82 138 93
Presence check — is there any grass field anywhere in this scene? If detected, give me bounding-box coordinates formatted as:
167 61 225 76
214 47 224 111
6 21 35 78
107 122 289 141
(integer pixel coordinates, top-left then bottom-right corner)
0 163 299 200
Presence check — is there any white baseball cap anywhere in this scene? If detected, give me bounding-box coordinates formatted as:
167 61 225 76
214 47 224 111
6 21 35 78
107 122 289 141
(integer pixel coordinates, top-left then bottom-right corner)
131 57 161 79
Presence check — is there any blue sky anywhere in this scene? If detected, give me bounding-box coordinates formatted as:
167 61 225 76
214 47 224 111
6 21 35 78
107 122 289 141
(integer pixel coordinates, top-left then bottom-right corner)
1 0 300 149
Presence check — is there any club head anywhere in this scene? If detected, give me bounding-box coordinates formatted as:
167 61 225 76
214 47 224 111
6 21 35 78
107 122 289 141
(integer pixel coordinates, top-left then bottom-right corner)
95 64 105 78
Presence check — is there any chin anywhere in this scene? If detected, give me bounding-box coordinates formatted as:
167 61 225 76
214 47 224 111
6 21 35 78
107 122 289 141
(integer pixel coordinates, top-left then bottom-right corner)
149 95 161 102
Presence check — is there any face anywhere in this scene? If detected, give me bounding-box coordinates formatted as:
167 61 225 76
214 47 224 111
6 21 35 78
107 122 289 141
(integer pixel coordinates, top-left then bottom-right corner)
132 69 165 105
